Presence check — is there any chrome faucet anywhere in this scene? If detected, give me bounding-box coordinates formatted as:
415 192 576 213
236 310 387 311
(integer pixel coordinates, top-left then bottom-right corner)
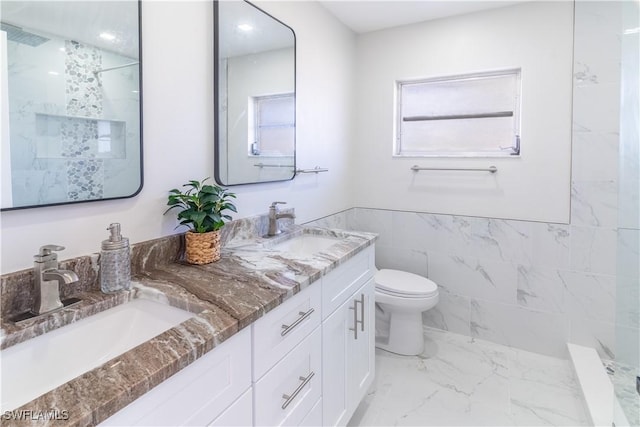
267 201 296 236
33 245 79 315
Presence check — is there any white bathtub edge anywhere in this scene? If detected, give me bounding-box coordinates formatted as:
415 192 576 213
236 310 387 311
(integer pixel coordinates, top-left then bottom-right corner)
567 342 630 427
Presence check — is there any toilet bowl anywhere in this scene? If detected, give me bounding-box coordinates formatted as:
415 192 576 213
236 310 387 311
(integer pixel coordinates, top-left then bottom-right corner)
374 269 439 356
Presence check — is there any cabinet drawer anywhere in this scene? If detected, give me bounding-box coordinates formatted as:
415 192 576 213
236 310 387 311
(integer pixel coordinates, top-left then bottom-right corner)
208 388 253 427
253 284 321 379
254 327 322 426
322 246 374 320
299 398 322 426
101 327 252 426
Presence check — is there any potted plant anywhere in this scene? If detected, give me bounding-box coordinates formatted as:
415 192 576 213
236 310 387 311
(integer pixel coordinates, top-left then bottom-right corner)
165 178 237 264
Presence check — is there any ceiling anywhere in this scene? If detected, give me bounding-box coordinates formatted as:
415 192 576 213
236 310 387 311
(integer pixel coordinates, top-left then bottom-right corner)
318 0 528 34
1 1 139 58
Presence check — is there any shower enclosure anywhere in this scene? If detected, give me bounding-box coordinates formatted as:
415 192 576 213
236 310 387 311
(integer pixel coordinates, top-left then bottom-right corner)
615 0 640 424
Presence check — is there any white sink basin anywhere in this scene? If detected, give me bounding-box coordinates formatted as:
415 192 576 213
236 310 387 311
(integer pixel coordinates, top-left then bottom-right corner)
1 298 195 411
271 234 341 256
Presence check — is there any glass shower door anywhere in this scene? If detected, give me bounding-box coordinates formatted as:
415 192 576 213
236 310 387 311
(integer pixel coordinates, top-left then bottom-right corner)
615 0 640 424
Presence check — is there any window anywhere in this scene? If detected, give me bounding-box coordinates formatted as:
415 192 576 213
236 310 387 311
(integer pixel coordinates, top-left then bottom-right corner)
395 69 521 157
248 93 295 156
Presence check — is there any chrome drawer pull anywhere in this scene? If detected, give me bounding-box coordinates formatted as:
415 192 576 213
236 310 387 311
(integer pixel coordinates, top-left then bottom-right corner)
359 293 365 332
349 299 361 340
281 371 315 410
281 308 315 337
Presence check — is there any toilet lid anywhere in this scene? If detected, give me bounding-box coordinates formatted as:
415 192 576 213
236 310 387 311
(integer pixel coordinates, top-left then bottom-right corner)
375 269 438 297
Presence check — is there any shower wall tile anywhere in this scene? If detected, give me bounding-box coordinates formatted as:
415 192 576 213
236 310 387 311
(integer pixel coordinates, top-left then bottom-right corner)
570 226 617 276
571 132 619 182
516 266 565 314
615 277 639 329
560 270 616 324
530 222 571 269
572 82 621 134
615 323 640 368
617 229 640 280
428 253 517 305
573 0 622 85
569 318 615 360
422 290 470 336
470 299 570 358
619 178 640 230
570 180 618 227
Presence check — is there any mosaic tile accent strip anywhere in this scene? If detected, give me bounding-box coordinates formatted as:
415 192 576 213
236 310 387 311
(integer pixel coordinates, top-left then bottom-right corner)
64 40 105 201
60 117 98 158
65 40 102 117
66 159 104 201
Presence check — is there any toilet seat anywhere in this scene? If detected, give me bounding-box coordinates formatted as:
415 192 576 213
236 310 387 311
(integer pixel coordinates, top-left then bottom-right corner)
375 269 438 298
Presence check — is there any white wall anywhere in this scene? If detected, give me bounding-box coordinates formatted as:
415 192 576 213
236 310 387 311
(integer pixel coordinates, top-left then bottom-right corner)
351 2 574 223
0 0 357 273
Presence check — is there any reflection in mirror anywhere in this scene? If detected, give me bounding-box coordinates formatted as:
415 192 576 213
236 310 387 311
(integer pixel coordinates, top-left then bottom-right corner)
0 1 142 210
214 0 296 186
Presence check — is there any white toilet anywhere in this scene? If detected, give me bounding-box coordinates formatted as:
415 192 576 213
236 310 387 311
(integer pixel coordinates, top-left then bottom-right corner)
374 269 439 356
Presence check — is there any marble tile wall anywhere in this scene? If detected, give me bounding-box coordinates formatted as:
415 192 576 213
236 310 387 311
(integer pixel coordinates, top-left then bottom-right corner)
307 2 637 362
6 34 139 206
308 205 622 359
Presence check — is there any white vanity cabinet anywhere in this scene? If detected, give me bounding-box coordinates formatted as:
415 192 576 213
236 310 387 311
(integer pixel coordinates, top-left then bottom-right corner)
251 282 322 426
100 327 252 427
101 244 375 427
322 247 376 427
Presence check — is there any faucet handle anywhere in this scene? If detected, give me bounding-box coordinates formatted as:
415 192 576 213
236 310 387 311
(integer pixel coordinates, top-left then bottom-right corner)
270 201 287 208
37 245 65 257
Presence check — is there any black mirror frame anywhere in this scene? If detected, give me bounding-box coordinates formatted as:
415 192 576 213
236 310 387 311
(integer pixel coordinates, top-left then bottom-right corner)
1 0 144 211
213 0 297 186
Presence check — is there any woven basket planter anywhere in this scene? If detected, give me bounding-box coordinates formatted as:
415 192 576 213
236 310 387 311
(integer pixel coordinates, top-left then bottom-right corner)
185 230 221 264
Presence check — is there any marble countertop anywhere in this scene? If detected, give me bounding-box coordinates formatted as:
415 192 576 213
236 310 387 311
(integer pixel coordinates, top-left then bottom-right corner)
1 227 376 426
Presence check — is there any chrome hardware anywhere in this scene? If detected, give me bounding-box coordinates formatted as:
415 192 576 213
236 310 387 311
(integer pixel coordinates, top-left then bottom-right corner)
281 308 315 337
403 111 514 122
254 163 294 168
411 165 498 174
500 135 520 155
281 371 315 410
32 245 79 315
267 201 296 237
349 298 362 340
295 166 329 174
359 293 365 332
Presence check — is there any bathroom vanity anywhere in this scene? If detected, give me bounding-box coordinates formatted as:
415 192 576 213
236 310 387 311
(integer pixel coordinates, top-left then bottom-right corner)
102 243 375 426
0 223 377 426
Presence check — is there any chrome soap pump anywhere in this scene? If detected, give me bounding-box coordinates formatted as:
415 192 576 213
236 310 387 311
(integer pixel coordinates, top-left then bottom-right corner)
100 223 131 293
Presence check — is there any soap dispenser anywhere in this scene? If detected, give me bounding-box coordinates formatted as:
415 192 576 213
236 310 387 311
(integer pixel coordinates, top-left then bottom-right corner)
100 223 131 293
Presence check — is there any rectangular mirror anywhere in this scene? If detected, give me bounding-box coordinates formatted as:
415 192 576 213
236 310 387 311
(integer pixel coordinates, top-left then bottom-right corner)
1 1 142 210
214 0 296 186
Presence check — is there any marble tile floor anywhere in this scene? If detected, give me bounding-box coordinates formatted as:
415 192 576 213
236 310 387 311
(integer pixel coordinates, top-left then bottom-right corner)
349 328 591 426
607 360 640 426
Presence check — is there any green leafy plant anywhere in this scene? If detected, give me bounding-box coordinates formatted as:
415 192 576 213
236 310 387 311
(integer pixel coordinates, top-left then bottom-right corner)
165 178 237 233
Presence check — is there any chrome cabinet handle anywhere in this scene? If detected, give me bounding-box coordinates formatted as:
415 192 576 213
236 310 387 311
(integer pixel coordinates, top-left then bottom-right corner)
359 293 365 332
349 298 362 340
281 308 314 337
281 371 315 410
